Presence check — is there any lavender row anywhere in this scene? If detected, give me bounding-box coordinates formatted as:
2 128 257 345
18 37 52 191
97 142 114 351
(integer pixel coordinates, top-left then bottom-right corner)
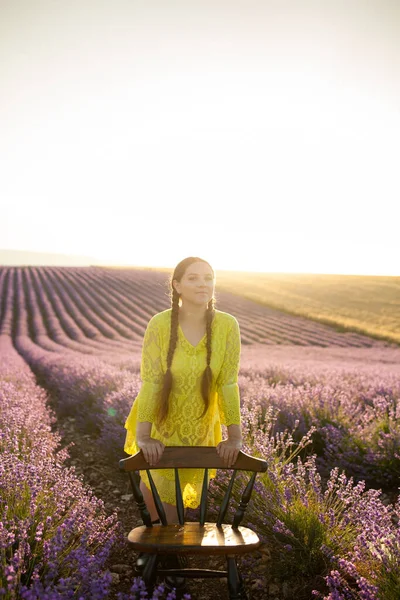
4 267 140 358
0 336 119 600
1 337 188 599
27 267 136 351
52 269 140 341
26 267 140 355
6 340 186 599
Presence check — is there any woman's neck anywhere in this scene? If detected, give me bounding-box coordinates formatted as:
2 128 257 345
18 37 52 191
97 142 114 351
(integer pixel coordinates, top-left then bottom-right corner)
179 303 208 323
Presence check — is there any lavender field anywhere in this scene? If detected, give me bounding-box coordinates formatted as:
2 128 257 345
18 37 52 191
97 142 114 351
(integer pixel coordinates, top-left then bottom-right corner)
1 266 399 600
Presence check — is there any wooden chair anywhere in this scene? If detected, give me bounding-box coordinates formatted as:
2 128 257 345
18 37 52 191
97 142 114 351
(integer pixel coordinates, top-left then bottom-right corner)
119 446 268 599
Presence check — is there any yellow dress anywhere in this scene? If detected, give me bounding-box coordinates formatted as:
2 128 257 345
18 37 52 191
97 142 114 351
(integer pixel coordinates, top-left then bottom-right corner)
124 308 241 508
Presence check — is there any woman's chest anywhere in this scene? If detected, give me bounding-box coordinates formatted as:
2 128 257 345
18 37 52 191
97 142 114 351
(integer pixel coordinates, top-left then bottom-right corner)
178 322 207 347
162 341 225 382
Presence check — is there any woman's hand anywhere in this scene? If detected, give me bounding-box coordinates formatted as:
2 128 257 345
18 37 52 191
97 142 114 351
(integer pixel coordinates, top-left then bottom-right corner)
136 421 165 466
137 436 165 466
216 437 242 468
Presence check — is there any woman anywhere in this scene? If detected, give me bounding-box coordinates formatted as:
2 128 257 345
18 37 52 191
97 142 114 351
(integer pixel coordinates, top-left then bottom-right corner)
124 256 242 524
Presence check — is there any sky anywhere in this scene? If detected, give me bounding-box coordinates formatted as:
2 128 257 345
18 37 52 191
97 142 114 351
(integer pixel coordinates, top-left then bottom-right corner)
1 0 399 275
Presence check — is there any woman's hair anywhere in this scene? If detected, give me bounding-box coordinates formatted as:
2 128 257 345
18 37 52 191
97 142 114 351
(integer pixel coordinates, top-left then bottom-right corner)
157 256 215 425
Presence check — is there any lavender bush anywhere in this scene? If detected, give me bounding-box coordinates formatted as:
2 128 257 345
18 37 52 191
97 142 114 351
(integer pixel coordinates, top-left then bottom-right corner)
207 403 400 599
116 577 190 599
237 366 400 490
0 337 119 599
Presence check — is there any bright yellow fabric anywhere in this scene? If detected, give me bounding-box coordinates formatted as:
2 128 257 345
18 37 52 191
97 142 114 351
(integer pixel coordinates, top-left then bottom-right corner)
124 308 241 508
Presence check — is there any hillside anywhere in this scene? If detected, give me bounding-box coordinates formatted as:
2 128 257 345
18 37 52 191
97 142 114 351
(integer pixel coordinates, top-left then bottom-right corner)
215 270 400 345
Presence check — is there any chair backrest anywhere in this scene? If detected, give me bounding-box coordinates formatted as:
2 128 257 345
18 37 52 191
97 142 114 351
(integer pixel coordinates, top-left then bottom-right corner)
119 446 268 528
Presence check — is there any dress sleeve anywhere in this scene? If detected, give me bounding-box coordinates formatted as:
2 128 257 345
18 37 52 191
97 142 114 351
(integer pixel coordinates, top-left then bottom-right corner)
126 316 164 426
216 317 241 427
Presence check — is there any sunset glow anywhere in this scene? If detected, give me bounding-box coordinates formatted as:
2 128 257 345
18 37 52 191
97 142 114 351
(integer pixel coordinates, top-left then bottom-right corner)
1 1 399 275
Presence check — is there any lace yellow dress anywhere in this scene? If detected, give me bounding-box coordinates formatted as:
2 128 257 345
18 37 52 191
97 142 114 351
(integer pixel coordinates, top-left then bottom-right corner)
124 308 241 508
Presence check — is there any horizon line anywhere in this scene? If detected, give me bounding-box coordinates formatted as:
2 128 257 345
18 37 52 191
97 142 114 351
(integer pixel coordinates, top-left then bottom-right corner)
0 248 399 278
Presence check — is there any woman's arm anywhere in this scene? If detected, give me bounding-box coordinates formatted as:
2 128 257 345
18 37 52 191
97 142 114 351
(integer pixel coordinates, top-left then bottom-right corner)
216 317 243 467
126 315 166 464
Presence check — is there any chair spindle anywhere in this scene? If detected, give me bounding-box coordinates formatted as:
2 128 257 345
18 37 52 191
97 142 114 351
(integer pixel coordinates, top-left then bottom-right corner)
174 468 185 525
146 470 168 525
199 468 208 526
232 472 257 529
128 471 152 527
216 470 237 527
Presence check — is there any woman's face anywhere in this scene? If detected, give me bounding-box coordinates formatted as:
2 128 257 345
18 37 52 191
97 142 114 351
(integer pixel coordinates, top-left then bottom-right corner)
173 261 215 307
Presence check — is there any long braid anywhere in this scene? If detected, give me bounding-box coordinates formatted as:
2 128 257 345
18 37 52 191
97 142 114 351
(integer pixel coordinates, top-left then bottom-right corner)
200 297 215 417
157 288 180 424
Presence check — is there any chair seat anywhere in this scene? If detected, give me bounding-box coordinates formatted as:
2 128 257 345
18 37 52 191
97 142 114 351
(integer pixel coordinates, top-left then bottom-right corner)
127 522 261 555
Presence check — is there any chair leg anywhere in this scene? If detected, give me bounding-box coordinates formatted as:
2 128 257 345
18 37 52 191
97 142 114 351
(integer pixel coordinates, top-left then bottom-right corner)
142 553 159 593
226 556 242 600
163 554 188 598
238 571 248 600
